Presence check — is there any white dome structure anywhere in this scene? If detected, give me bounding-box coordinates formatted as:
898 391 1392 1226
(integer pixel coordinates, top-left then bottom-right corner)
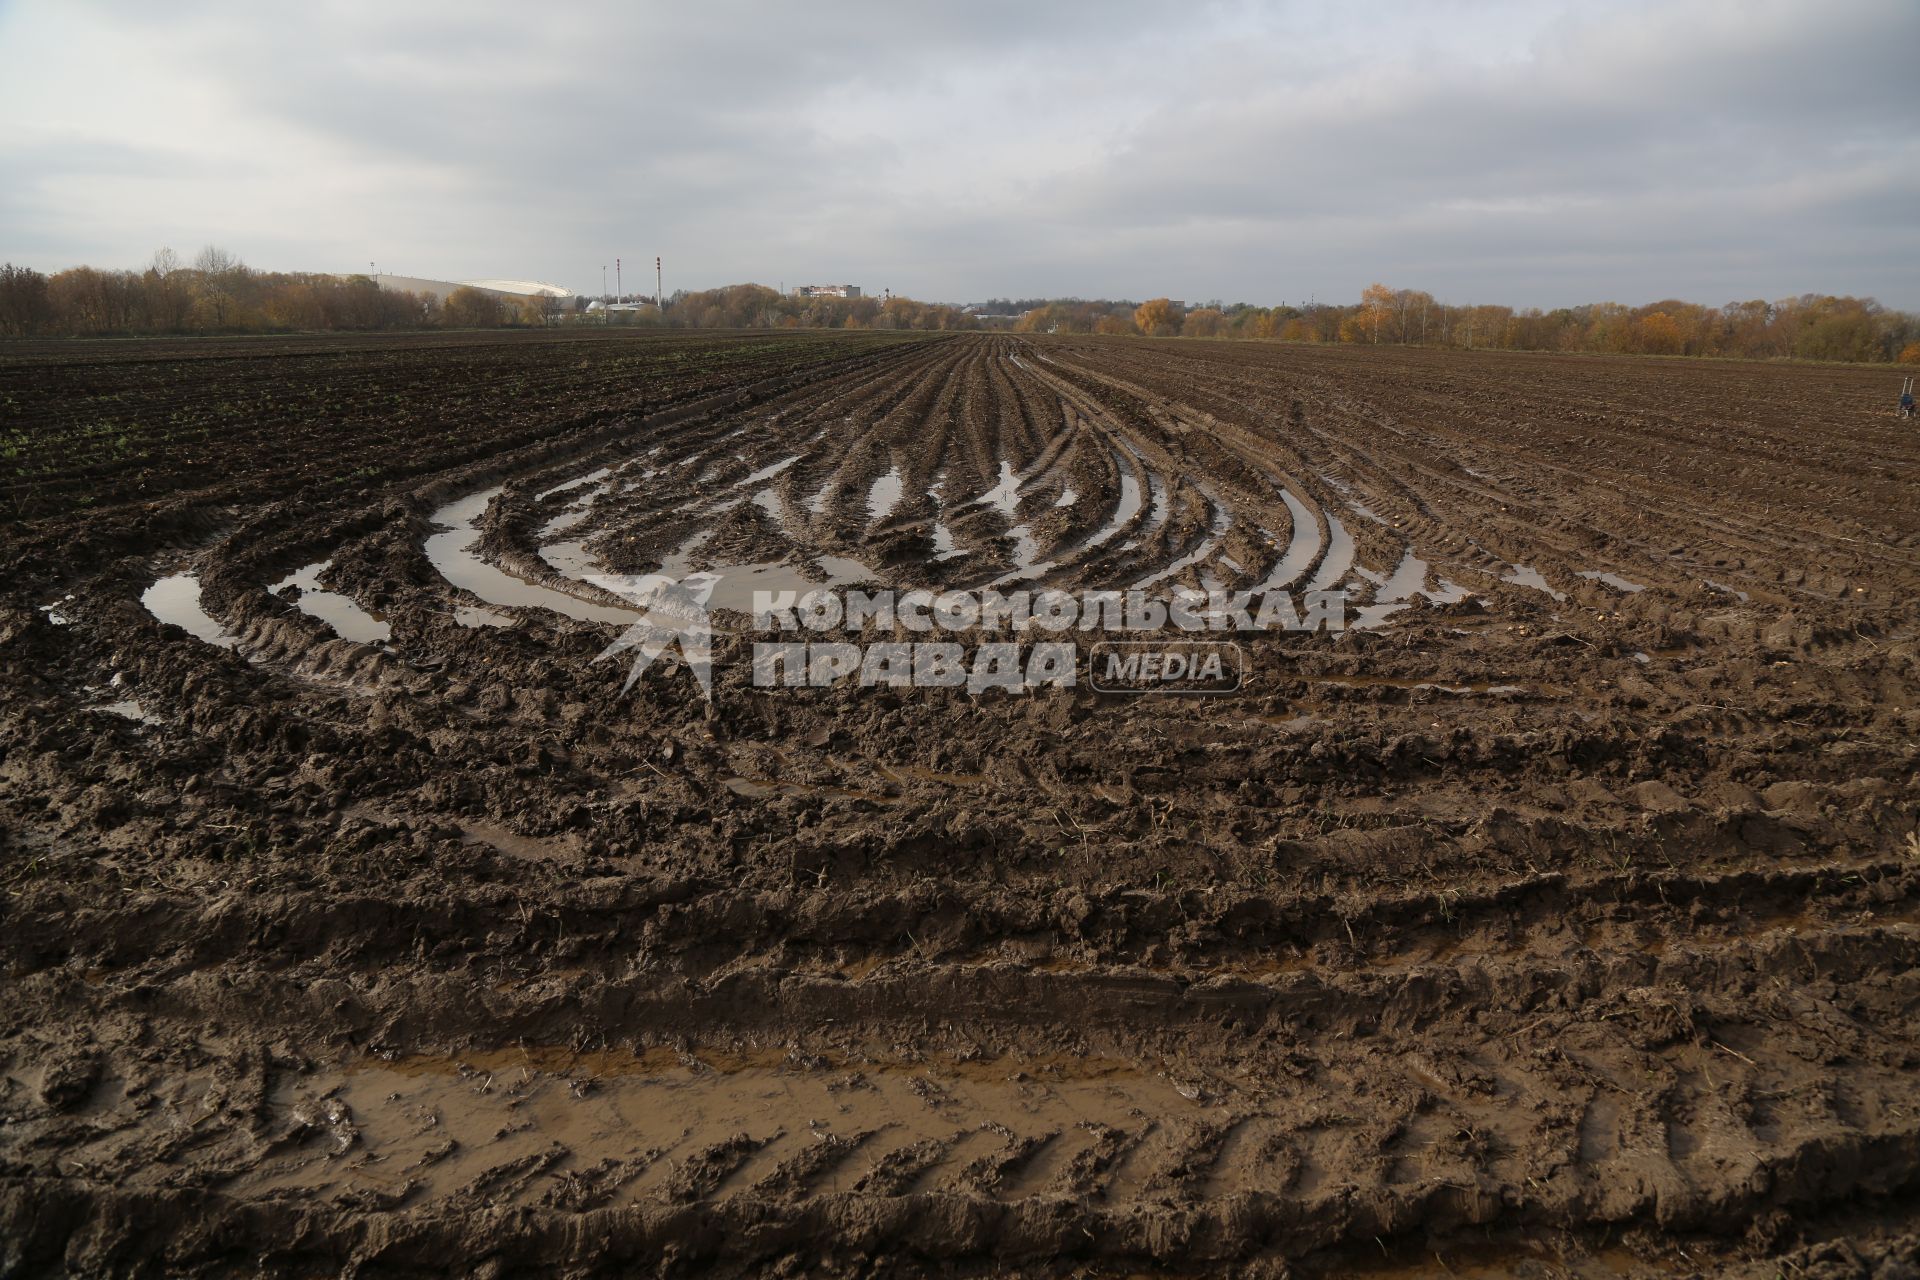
460 279 573 299
365 274 576 303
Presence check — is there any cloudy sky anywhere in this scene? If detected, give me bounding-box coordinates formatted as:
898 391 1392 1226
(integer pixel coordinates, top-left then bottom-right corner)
2 0 1915 308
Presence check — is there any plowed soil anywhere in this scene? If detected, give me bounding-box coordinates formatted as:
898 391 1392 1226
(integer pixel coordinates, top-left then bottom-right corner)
3 330 1919 1278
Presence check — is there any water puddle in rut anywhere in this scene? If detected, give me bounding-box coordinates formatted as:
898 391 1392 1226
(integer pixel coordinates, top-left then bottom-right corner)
1578 570 1646 593
1264 489 1323 589
270 560 390 645
868 466 903 521
141 573 241 649
1504 564 1567 601
1305 514 1355 591
425 487 640 626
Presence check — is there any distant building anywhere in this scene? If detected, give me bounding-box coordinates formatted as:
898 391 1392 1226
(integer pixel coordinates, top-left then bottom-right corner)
365 274 574 304
793 284 861 299
585 300 661 324
460 278 573 299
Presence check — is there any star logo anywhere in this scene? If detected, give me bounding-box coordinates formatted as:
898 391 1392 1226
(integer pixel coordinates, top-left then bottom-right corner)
586 572 720 699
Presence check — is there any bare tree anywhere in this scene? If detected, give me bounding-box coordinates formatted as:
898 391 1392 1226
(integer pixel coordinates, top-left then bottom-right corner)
194 245 246 327
146 248 193 330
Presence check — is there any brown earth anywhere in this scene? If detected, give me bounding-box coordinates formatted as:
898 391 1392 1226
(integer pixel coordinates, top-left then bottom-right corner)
2 330 1919 1277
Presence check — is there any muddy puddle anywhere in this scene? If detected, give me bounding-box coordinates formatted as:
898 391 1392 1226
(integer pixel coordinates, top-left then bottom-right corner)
1131 496 1231 590
270 560 390 645
141 572 241 648
1577 569 1646 593
931 522 968 560
972 459 1022 517
426 487 639 626
866 465 903 521
538 538 598 579
97 700 154 721
987 523 1057 586
1306 512 1355 590
927 473 970 560
741 453 802 486
1265 489 1323 588
650 536 880 617
452 604 513 629
87 691 160 724
1504 563 1567 601
1351 550 1471 629
1080 451 1144 551
227 1046 1210 1210
534 465 612 501
751 487 785 522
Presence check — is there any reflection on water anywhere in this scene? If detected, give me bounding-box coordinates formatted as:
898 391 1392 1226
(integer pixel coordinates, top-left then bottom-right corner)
141 573 240 648
270 560 391 645
425 487 639 626
429 482 881 625
867 466 903 521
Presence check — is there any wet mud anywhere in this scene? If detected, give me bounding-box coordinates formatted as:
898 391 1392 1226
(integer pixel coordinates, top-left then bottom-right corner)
3 331 1920 1276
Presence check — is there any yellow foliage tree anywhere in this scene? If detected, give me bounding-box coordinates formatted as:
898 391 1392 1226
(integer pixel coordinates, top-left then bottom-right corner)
1133 298 1175 336
1899 341 1920 365
443 286 505 328
1634 311 1684 355
1360 282 1394 343
1182 307 1227 339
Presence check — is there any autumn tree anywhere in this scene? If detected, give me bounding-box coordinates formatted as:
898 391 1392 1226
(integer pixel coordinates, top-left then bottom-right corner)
1012 305 1051 333
1182 307 1228 339
1790 296 1882 363
48 267 144 334
1634 311 1684 355
519 293 562 326
1134 298 1178 337
442 286 505 328
1359 282 1394 343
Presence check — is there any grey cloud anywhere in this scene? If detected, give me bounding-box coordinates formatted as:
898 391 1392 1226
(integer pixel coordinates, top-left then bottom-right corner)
3 0 1915 307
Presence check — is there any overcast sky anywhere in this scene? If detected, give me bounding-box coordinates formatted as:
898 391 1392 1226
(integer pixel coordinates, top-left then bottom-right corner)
2 0 1915 308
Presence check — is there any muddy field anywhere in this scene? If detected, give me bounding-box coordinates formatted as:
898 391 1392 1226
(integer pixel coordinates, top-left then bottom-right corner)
3 329 1919 1277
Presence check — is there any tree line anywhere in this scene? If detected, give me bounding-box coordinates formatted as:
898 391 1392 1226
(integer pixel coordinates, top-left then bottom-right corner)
0 249 456 336
1013 286 1920 364
0 251 975 337
3 250 1914 362
627 283 975 332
